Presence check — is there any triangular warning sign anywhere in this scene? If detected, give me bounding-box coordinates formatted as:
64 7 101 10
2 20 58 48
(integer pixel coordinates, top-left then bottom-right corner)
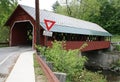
44 19 56 31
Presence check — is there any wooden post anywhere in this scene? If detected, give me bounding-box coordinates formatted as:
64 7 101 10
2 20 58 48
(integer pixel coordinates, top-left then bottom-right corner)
35 0 41 45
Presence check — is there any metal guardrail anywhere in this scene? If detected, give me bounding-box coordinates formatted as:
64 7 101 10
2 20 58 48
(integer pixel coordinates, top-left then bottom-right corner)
36 54 59 82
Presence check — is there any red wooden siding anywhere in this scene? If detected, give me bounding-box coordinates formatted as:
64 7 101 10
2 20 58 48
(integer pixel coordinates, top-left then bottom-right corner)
5 5 111 51
6 7 35 28
6 6 36 46
46 41 110 52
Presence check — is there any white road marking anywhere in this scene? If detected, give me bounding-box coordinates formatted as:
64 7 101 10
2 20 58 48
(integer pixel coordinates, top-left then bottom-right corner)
0 54 13 66
0 52 15 65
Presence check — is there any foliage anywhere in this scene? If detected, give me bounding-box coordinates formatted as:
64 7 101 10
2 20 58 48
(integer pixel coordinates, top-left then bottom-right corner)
34 55 40 68
111 59 120 71
34 54 48 82
33 54 44 77
111 35 120 42
37 41 106 82
53 0 120 35
52 1 61 12
53 0 101 20
45 41 86 81
35 45 46 55
73 70 106 82
98 0 120 35
0 0 17 42
115 45 120 51
0 26 9 42
34 54 44 75
115 59 120 67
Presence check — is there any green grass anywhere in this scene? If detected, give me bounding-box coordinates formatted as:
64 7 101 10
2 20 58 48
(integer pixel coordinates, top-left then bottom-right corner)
33 54 48 82
111 35 120 42
33 54 44 75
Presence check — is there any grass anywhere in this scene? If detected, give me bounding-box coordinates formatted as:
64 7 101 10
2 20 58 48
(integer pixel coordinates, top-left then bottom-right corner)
34 54 44 75
33 54 48 82
111 35 120 42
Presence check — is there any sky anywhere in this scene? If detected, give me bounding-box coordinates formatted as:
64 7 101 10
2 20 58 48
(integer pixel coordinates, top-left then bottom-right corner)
18 0 57 11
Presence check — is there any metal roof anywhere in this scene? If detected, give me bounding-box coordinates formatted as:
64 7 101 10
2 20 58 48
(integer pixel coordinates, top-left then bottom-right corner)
20 5 112 36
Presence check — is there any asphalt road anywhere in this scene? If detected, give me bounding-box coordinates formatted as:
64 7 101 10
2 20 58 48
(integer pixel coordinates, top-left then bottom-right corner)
0 46 32 82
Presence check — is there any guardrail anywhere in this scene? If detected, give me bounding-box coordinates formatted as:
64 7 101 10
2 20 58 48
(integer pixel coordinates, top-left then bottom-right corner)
35 54 59 82
0 42 9 47
111 42 120 45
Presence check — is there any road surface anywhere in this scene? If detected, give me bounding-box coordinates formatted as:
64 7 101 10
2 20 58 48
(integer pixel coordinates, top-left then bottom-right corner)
0 46 32 82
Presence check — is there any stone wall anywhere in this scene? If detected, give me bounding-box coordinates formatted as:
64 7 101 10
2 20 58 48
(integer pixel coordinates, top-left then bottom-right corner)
82 50 120 70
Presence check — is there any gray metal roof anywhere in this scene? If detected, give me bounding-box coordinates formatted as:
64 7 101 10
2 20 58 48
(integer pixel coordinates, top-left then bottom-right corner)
20 5 112 36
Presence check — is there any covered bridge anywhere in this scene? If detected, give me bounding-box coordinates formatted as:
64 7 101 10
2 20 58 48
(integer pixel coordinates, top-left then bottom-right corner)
5 5 112 52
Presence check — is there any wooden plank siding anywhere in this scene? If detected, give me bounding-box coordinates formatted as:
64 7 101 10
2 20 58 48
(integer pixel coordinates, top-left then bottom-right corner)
5 5 111 51
46 41 110 52
5 6 36 46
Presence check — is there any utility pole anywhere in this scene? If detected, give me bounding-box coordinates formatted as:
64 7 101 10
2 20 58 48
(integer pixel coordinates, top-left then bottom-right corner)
35 0 40 45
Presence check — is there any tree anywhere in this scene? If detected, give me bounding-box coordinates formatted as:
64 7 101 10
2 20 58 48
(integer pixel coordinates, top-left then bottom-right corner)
0 0 17 42
98 0 120 34
52 1 60 12
53 0 101 20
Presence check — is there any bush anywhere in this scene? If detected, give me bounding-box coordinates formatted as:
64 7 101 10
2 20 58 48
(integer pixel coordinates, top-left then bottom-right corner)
78 70 106 82
0 26 9 42
111 35 120 42
111 59 120 69
37 41 107 82
35 45 46 55
115 45 120 51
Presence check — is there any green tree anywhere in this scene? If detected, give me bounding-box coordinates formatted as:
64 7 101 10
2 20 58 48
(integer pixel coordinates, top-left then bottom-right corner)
0 0 17 42
98 0 120 34
52 1 60 12
53 0 101 20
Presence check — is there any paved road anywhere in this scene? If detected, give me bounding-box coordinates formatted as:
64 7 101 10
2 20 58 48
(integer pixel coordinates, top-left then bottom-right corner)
0 46 32 82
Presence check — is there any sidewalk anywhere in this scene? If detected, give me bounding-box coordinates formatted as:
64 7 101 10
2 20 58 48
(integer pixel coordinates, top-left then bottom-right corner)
6 51 35 82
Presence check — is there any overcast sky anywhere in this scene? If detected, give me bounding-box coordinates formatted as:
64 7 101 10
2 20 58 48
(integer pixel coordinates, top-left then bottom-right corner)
18 0 57 11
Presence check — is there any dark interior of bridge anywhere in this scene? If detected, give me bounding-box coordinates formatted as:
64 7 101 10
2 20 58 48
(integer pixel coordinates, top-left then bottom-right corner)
11 21 33 46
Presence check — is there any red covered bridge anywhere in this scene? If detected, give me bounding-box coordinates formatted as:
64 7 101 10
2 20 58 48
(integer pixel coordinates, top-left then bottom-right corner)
5 5 112 52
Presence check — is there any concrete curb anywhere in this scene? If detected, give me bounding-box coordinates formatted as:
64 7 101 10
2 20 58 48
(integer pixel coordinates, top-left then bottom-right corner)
6 51 35 82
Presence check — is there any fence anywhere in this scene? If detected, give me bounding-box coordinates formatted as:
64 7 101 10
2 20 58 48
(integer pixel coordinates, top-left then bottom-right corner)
111 42 120 45
0 42 9 47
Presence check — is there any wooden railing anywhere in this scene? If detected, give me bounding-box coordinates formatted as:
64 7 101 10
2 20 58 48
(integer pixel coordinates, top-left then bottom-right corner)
46 41 110 52
36 54 59 82
0 42 9 47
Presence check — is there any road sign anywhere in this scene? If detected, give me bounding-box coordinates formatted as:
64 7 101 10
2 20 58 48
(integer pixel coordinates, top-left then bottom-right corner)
44 19 56 31
43 30 53 37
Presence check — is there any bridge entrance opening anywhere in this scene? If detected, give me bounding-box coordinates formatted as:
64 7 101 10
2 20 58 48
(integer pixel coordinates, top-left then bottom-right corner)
11 21 33 47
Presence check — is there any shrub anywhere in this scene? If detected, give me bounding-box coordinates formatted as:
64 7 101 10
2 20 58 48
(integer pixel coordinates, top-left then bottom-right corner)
37 41 107 82
35 45 46 55
115 45 120 51
78 70 106 82
111 59 120 69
